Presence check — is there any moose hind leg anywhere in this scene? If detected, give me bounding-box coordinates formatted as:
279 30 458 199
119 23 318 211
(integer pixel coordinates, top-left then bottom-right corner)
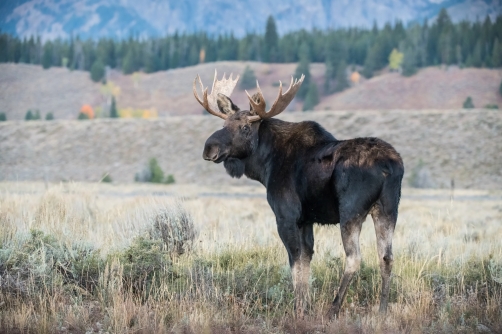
328 216 364 318
371 202 397 314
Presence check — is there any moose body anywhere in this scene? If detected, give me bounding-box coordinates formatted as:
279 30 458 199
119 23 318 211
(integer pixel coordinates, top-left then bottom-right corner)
195 71 404 317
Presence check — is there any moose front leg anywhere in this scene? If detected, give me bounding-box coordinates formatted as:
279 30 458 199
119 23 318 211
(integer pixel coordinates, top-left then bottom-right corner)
276 218 314 318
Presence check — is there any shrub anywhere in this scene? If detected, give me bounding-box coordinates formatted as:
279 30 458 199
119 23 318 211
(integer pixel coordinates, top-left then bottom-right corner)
77 112 90 120
0 229 103 296
484 104 499 109
112 204 196 293
149 158 164 183
25 109 40 120
0 112 6 121
101 173 112 183
135 158 175 184
239 65 257 90
45 112 54 120
463 96 474 109
165 174 175 184
150 203 196 256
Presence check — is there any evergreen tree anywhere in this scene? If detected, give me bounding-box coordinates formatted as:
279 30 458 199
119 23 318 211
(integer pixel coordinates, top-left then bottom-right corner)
362 44 378 78
122 48 136 74
499 79 502 97
335 61 349 92
264 16 279 62
463 97 474 108
45 112 54 120
470 40 483 67
295 58 311 99
240 65 257 90
323 62 336 94
42 42 53 69
402 47 418 76
492 38 502 67
25 110 33 120
303 82 319 111
90 59 105 82
0 112 6 121
110 96 119 118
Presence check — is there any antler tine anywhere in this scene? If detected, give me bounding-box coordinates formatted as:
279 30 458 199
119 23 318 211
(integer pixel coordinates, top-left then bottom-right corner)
193 74 228 120
246 74 305 122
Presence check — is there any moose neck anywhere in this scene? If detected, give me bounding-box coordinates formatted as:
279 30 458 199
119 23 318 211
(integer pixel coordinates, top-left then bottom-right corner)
242 118 301 186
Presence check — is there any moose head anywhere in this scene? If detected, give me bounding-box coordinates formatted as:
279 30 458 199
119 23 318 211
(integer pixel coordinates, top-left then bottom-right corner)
194 71 304 177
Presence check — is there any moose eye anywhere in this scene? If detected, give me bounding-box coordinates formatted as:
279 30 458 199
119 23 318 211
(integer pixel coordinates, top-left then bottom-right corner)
241 125 250 132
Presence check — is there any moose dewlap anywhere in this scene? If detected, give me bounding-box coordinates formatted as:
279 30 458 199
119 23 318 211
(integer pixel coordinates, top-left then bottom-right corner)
195 70 404 318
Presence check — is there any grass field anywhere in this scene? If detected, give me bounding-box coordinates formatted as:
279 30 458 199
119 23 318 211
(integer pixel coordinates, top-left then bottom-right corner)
1 182 501 333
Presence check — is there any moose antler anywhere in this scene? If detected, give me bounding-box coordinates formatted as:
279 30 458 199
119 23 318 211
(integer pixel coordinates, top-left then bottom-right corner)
193 70 239 120
246 74 305 122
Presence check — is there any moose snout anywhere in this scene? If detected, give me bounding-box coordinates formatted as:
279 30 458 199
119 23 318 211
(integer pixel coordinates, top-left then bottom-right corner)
203 128 231 162
203 143 220 161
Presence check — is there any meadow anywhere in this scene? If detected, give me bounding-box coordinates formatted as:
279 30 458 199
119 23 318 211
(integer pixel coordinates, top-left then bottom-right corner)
0 181 501 333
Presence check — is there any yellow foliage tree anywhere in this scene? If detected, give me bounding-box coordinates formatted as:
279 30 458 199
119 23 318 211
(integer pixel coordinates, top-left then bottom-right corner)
389 49 404 71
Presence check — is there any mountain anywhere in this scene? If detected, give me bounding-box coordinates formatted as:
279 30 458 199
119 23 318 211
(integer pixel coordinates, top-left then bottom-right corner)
1 0 501 40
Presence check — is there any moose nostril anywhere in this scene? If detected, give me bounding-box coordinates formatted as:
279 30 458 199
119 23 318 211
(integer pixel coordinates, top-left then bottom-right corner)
203 145 220 161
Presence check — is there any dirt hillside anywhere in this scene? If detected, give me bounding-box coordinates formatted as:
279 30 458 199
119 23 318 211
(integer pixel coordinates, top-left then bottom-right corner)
1 62 501 120
1 109 500 189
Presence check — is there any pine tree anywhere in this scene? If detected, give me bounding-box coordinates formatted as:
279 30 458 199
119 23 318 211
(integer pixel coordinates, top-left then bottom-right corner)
402 47 418 77
264 16 279 62
25 110 33 120
240 65 257 90
110 96 119 118
42 42 53 69
122 48 135 74
90 59 105 82
303 82 319 111
492 38 502 68
335 61 349 92
463 97 474 109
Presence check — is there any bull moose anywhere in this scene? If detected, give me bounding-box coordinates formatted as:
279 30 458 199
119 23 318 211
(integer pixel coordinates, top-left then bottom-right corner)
194 71 404 318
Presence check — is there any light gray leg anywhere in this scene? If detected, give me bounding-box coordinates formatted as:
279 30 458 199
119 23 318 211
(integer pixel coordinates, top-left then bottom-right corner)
372 206 396 313
328 217 363 317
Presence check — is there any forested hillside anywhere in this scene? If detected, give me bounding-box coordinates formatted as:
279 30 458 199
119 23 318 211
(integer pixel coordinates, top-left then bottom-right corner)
1 9 501 84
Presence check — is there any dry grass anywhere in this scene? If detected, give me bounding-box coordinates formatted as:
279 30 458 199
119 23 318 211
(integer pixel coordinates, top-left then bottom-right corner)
1 182 501 333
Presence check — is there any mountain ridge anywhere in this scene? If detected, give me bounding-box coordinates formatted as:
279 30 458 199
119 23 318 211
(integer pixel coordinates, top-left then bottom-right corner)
1 0 501 41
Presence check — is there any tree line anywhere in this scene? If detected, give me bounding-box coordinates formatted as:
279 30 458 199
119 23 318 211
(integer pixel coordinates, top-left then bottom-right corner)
0 9 500 83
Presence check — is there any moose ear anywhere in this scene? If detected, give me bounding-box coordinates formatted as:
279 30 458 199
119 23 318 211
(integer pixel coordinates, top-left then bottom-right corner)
217 93 240 116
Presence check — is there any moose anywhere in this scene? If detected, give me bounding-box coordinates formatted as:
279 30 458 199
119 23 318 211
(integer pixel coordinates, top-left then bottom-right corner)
194 70 404 318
